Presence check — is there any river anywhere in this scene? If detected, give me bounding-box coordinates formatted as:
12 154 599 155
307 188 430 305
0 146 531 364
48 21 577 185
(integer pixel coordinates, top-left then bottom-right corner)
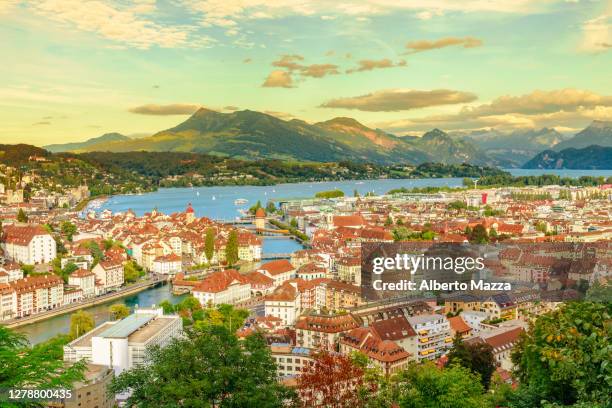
17 169 611 344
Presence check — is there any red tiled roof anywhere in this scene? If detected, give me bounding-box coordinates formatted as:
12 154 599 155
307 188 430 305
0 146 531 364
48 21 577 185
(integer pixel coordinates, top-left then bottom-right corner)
259 259 294 276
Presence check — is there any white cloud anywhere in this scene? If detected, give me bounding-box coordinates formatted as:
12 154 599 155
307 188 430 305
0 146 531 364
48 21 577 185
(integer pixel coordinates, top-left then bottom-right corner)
26 0 211 49
580 13 611 53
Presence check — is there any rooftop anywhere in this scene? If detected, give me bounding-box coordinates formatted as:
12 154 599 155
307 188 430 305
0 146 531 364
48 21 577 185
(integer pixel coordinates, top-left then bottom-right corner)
98 313 156 339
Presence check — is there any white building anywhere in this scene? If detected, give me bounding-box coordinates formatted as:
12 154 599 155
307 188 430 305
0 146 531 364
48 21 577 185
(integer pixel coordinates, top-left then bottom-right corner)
0 262 23 283
151 253 182 275
0 274 64 320
64 308 182 376
68 268 96 298
93 260 124 292
1 224 56 264
192 269 251 306
258 260 296 287
264 281 301 327
407 314 452 362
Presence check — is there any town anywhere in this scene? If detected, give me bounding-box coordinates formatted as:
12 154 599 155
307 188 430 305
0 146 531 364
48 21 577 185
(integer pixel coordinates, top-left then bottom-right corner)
0 154 610 407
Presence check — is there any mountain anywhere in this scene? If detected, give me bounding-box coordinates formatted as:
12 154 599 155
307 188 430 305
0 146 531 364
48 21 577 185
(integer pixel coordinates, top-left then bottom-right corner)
45 132 130 153
523 145 612 169
412 128 495 166
62 108 497 165
456 128 571 167
0 144 50 165
552 121 612 151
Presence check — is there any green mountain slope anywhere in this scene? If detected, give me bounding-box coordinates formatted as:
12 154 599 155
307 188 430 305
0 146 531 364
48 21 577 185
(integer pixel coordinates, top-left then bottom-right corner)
44 132 130 153
64 108 496 165
523 145 612 169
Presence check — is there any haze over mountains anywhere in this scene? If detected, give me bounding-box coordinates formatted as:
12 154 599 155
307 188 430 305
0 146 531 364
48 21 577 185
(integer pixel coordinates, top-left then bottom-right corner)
43 109 612 168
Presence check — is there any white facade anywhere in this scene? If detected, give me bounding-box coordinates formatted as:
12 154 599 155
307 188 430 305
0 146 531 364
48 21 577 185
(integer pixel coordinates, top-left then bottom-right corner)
407 314 452 362
193 280 251 307
1 226 56 265
64 308 182 376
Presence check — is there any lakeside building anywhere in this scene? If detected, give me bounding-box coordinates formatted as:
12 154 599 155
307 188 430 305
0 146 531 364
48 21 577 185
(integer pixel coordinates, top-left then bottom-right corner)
0 274 64 320
92 259 125 293
192 269 251 306
1 223 56 264
64 307 182 376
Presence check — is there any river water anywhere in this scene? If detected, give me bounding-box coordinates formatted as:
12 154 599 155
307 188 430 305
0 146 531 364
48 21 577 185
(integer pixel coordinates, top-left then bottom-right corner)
17 169 611 344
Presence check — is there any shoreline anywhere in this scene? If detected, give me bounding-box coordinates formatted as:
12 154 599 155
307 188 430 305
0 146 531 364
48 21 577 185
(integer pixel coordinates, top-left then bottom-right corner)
2 277 165 329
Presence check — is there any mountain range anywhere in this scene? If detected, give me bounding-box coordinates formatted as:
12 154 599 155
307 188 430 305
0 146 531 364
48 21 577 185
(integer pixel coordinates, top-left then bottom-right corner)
522 145 612 170
43 109 612 168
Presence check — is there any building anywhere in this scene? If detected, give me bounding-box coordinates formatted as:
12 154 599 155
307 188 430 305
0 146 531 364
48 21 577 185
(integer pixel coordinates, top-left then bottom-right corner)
467 326 524 370
68 268 96 298
255 207 266 230
264 281 301 326
295 312 360 351
1 224 56 264
63 363 114 408
407 314 452 362
340 327 411 375
0 274 64 320
336 256 361 285
93 260 124 292
64 308 182 376
151 253 182 275
270 343 315 378
0 262 23 283
192 269 251 306
258 259 296 286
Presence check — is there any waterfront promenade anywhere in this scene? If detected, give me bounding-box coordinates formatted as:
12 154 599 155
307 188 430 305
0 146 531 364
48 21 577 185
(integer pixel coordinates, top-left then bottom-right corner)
2 275 165 329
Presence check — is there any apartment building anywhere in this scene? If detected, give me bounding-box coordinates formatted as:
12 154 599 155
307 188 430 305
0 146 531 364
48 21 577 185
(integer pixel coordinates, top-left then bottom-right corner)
406 314 452 362
1 224 56 264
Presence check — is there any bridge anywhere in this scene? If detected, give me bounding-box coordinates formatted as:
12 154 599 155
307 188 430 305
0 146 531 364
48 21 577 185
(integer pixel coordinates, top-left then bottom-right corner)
261 253 292 260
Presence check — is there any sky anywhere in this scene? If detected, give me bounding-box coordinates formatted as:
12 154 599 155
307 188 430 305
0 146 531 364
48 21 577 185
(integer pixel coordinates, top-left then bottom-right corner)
0 0 611 146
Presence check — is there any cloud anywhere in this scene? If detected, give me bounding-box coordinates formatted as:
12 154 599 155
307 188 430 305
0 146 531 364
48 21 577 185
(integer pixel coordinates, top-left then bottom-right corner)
27 0 212 49
224 105 239 111
262 70 294 88
243 58 252 63
301 64 340 78
32 121 51 126
580 14 611 53
405 37 483 53
346 58 406 73
320 89 477 112
272 54 305 71
128 103 202 115
376 89 612 132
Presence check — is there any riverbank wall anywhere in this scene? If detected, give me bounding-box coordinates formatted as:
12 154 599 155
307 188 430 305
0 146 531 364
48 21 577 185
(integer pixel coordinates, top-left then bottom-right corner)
2 278 165 329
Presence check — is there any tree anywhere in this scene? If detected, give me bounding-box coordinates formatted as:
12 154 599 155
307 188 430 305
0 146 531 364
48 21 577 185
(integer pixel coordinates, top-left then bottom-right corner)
314 189 345 199
21 264 35 276
60 221 77 241
193 303 250 332
109 303 130 321
159 300 175 315
393 362 490 408
469 224 489 244
265 201 276 214
16 208 28 223
384 215 393 227
124 260 144 283
226 230 239 266
0 326 85 397
290 218 298 228
69 310 95 339
447 333 496 389
511 301 611 406
205 228 215 262
297 350 367 408
59 262 78 282
109 325 295 407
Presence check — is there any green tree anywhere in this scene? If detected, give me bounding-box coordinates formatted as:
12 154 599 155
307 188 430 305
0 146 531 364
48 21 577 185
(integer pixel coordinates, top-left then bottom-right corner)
249 200 262 214
265 201 276 213
315 189 345 199
109 325 295 407
226 230 239 266
123 260 144 283
109 303 130 321
159 300 175 315
469 224 489 244
511 301 611 406
393 362 491 408
20 264 35 276
204 228 215 263
60 221 77 241
69 310 95 339
0 326 86 400
59 262 78 282
447 333 496 389
384 215 393 227
290 218 298 228
16 208 28 223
